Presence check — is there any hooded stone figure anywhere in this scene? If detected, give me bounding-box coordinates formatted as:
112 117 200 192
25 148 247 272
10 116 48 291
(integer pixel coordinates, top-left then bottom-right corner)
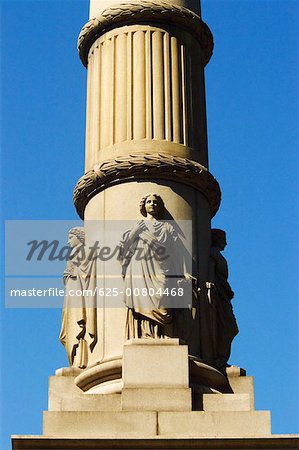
59 227 97 369
207 228 239 370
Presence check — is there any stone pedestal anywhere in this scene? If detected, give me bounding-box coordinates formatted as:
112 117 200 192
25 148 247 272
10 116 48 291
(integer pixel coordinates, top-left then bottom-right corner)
42 340 271 438
122 339 192 411
12 340 299 448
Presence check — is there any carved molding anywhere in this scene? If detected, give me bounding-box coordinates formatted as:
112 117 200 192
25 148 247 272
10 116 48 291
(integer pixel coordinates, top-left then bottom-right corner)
78 1 213 67
73 153 221 219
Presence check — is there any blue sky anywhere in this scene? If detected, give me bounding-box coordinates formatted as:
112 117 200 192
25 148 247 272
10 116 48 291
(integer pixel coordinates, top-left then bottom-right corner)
1 0 298 448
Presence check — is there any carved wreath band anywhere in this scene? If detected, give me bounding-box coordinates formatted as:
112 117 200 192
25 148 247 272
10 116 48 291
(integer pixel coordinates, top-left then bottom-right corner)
73 153 221 219
78 1 213 67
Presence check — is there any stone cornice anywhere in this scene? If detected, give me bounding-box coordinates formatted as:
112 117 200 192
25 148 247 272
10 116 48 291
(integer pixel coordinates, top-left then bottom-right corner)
78 1 213 67
73 153 221 219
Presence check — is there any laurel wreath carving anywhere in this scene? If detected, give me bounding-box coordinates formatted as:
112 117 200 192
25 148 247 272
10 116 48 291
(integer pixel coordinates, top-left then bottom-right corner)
78 1 213 67
73 153 221 219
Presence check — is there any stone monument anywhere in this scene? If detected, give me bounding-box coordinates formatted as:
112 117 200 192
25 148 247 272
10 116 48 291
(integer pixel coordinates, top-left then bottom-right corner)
12 1 299 449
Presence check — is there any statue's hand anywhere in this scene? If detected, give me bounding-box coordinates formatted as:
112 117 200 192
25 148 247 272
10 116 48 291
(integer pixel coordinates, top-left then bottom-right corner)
184 273 194 282
129 221 146 241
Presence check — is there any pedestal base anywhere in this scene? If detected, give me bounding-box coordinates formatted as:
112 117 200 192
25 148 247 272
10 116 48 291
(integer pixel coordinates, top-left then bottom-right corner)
12 340 299 449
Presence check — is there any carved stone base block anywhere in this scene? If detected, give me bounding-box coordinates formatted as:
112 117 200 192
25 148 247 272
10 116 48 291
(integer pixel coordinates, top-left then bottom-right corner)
202 393 251 412
43 411 157 437
158 411 271 437
123 339 189 388
122 387 192 411
43 409 271 438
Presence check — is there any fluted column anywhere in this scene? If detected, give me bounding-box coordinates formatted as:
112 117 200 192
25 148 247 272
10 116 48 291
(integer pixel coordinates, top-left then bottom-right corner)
80 1 213 171
73 0 221 391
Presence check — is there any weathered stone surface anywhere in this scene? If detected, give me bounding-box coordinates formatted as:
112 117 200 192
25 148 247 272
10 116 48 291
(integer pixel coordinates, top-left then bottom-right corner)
123 339 189 388
49 375 121 411
228 375 255 410
203 393 251 412
158 411 272 437
43 411 157 437
122 387 192 411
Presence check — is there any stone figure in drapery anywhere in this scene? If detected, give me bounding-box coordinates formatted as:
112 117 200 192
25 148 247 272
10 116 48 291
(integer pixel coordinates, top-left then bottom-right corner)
119 193 191 339
59 227 97 369
207 228 239 370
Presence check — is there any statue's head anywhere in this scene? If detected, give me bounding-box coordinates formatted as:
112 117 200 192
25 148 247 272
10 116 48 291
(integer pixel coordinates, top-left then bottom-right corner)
68 226 85 248
139 193 165 219
211 228 227 250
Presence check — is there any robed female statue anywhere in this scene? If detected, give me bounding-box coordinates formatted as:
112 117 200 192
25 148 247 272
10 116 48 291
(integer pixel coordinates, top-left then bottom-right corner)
59 227 97 369
119 193 192 339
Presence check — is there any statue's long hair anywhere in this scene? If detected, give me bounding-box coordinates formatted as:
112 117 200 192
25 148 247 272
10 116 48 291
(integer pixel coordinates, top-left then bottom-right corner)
139 193 165 218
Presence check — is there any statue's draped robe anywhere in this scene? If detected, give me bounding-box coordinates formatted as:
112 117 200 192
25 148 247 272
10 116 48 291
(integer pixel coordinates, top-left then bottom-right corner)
59 249 97 368
120 220 183 338
208 246 239 368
